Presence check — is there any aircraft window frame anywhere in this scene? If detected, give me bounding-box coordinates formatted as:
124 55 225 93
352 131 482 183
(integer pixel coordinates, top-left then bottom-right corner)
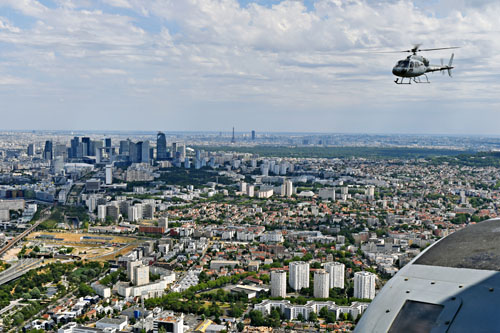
388 300 444 333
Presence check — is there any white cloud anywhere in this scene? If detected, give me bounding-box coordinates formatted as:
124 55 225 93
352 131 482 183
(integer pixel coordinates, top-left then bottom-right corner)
101 0 132 8
0 17 20 32
92 68 127 75
0 0 499 132
0 75 28 85
0 0 47 17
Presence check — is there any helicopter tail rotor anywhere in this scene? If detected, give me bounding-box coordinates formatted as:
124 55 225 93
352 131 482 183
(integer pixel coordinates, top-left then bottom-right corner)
447 53 454 77
441 59 445 75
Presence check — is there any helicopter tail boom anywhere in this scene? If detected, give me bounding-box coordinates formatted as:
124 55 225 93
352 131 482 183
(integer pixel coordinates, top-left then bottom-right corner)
426 53 455 76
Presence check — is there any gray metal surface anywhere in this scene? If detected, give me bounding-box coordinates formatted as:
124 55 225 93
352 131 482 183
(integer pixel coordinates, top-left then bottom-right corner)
415 218 500 271
355 218 500 333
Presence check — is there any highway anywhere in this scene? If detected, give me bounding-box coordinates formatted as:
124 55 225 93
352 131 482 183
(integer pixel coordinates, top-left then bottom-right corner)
0 258 43 285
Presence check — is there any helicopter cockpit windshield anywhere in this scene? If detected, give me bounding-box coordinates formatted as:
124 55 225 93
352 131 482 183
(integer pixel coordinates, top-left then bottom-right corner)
396 60 409 68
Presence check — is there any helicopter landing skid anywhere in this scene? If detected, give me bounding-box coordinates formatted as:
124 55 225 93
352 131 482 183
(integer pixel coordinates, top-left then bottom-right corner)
413 74 430 84
395 75 430 84
394 78 411 84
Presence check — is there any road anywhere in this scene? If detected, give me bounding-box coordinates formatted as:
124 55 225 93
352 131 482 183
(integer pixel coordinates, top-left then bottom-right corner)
0 258 43 285
0 299 26 317
92 242 140 260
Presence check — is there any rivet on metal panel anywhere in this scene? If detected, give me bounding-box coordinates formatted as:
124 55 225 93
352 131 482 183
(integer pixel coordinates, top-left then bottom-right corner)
385 309 390 313
405 290 410 294
489 288 494 292
404 278 408 281
458 285 463 288
431 281 436 285
445 321 450 325
451 297 456 301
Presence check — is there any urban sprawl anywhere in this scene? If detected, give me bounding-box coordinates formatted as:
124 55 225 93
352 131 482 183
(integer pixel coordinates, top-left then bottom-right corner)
0 131 499 333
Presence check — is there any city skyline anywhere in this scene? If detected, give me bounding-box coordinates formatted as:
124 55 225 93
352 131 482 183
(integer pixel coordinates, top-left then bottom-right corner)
1 126 500 330
1 0 500 134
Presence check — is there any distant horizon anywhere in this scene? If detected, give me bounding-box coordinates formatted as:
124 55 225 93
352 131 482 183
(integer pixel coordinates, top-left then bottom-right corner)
3 129 500 138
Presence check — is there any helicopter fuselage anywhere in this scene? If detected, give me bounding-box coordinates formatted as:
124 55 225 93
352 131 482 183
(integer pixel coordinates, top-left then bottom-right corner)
392 54 454 82
392 55 430 78
389 45 457 84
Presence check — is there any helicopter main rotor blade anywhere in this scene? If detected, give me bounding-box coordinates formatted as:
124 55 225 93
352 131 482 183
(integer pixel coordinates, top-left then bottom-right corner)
373 50 413 54
369 46 459 54
418 47 460 52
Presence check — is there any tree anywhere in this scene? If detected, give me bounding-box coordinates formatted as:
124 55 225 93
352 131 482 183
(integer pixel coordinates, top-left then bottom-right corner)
270 308 281 321
78 283 95 297
311 262 321 269
300 287 313 297
249 310 266 327
199 271 209 283
260 274 270 284
229 303 244 318
30 287 41 299
325 311 336 323
237 322 245 332
210 302 222 318
301 253 313 261
297 313 304 322
309 312 318 322
319 306 329 318
18 246 27 258
105 216 114 225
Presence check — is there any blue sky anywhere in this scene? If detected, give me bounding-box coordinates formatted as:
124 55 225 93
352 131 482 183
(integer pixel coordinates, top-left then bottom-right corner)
0 0 499 134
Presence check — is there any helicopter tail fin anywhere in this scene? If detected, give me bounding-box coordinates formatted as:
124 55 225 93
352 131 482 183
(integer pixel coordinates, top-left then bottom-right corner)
447 53 454 77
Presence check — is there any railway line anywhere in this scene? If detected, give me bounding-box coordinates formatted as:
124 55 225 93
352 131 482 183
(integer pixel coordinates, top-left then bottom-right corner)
0 208 50 258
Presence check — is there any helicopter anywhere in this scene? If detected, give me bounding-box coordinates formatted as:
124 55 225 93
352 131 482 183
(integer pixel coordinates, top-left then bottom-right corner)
389 45 459 84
